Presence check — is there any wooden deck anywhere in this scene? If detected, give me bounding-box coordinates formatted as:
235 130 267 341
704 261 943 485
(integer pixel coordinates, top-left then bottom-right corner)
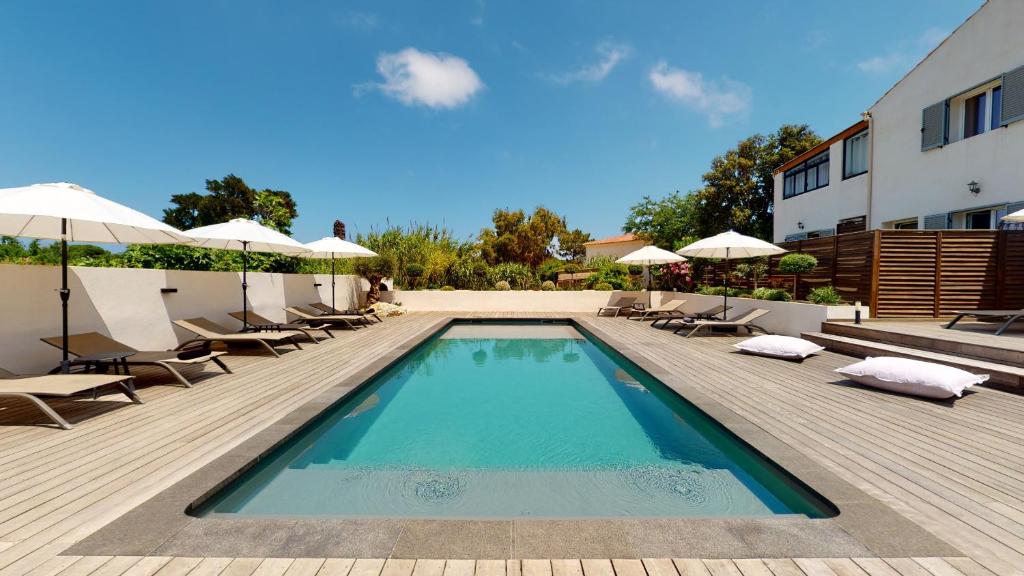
1 313 1023 576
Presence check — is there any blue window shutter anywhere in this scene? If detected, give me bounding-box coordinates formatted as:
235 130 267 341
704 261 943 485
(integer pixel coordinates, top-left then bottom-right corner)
1000 64 1024 126
921 100 948 150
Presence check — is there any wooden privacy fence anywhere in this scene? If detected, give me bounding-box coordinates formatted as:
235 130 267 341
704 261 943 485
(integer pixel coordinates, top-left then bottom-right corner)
699 230 1024 318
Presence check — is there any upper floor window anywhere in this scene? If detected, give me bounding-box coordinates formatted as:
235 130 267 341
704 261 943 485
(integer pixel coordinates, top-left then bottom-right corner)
991 86 1002 131
963 92 987 139
843 130 869 179
783 150 829 199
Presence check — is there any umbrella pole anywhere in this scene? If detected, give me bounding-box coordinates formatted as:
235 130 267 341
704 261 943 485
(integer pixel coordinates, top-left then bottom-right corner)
331 253 336 312
60 218 70 374
723 248 730 321
242 241 249 329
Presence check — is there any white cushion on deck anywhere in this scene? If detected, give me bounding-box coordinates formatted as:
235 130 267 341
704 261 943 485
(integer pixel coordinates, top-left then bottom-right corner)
733 335 824 359
835 356 987 399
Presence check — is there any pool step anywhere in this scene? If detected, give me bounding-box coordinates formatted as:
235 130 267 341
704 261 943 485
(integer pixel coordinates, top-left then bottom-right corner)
802 331 1024 391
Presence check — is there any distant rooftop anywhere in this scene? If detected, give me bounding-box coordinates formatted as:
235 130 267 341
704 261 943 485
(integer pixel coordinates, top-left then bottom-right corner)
583 233 641 246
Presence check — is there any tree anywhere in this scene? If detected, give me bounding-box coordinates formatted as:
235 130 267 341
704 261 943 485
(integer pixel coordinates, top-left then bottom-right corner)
354 255 397 305
479 206 567 267
691 124 821 240
162 174 299 233
623 191 701 250
556 229 591 261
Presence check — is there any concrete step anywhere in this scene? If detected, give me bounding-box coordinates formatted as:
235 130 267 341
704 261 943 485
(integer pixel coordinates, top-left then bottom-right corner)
803 331 1024 391
820 321 1024 366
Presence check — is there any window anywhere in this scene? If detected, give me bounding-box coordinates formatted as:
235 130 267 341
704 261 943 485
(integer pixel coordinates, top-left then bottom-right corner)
992 86 1002 130
843 130 869 178
893 219 918 230
964 92 986 139
782 150 830 198
966 210 992 229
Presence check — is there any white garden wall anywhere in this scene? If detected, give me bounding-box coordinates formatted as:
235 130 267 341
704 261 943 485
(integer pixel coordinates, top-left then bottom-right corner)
0 264 364 373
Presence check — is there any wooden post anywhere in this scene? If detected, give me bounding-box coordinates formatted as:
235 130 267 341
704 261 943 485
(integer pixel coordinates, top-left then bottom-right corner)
934 231 943 318
870 229 881 317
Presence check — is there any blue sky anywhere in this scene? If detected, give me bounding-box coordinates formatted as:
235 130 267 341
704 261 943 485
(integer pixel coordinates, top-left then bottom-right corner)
0 0 982 243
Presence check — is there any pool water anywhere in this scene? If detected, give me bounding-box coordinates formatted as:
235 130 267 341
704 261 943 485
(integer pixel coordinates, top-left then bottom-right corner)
197 321 833 518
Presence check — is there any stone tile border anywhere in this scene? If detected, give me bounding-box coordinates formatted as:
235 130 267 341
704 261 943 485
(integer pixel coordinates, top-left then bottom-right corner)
66 316 959 559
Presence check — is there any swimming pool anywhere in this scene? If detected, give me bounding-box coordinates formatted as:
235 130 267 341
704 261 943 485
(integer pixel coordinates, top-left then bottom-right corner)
196 320 833 519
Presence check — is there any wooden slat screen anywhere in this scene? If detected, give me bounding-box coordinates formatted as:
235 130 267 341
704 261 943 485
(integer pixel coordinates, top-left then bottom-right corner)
875 231 938 317
938 230 998 315
695 229 1019 316
1000 231 1024 309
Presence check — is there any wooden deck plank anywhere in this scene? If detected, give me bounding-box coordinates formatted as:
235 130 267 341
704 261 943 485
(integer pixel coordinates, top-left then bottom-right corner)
579 561 613 576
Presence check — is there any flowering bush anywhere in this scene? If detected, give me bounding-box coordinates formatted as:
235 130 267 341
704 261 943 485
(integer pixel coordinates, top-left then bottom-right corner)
656 261 694 291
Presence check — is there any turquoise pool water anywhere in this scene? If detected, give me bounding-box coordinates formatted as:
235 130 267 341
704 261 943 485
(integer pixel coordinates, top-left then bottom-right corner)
198 321 832 518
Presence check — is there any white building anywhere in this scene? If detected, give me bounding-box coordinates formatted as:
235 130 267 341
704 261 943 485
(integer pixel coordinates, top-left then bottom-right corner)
583 233 648 260
773 0 1024 243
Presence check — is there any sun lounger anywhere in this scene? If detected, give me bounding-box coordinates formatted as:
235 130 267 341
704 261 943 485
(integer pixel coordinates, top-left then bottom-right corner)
651 304 731 329
0 366 141 429
173 318 304 357
285 306 364 330
672 308 772 338
597 295 637 317
228 311 332 343
309 302 381 323
944 309 1024 336
40 332 231 388
628 298 687 320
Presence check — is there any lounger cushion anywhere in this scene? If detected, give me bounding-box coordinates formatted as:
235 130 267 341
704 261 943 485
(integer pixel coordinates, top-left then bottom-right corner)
734 335 824 359
835 356 986 399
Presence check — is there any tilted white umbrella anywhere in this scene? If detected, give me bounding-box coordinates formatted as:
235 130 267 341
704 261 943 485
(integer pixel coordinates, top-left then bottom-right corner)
676 230 787 319
0 182 192 371
616 245 686 289
1002 208 1024 223
301 237 377 312
184 218 310 327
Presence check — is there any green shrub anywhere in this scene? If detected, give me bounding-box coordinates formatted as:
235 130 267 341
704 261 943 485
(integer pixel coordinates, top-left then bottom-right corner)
751 287 791 301
406 263 425 278
695 285 742 297
627 264 643 276
495 280 512 291
440 285 456 291
777 253 818 274
489 262 535 290
584 256 634 290
536 258 565 282
541 280 556 291
593 282 613 291
808 285 842 305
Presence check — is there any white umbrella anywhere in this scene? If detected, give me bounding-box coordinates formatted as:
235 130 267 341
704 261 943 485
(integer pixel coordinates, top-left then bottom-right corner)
301 237 377 312
1002 208 1024 223
0 182 192 371
184 218 310 327
676 230 787 319
616 245 686 289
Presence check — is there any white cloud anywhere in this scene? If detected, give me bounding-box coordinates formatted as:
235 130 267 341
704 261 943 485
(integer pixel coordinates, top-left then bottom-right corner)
368 48 484 109
648 61 752 128
857 27 948 74
551 42 631 84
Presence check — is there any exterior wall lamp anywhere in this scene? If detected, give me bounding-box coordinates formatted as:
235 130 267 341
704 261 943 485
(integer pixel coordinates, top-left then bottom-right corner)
968 180 981 195
797 222 805 230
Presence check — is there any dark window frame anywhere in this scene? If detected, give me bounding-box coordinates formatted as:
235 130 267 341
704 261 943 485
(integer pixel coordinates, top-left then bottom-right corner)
782 150 830 199
842 129 869 180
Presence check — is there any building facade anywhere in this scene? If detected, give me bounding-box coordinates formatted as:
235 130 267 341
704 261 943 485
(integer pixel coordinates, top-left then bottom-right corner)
773 0 1024 243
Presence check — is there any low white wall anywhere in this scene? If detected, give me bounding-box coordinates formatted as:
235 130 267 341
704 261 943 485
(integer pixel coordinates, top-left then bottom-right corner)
0 264 364 373
396 289 854 337
395 289 652 313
